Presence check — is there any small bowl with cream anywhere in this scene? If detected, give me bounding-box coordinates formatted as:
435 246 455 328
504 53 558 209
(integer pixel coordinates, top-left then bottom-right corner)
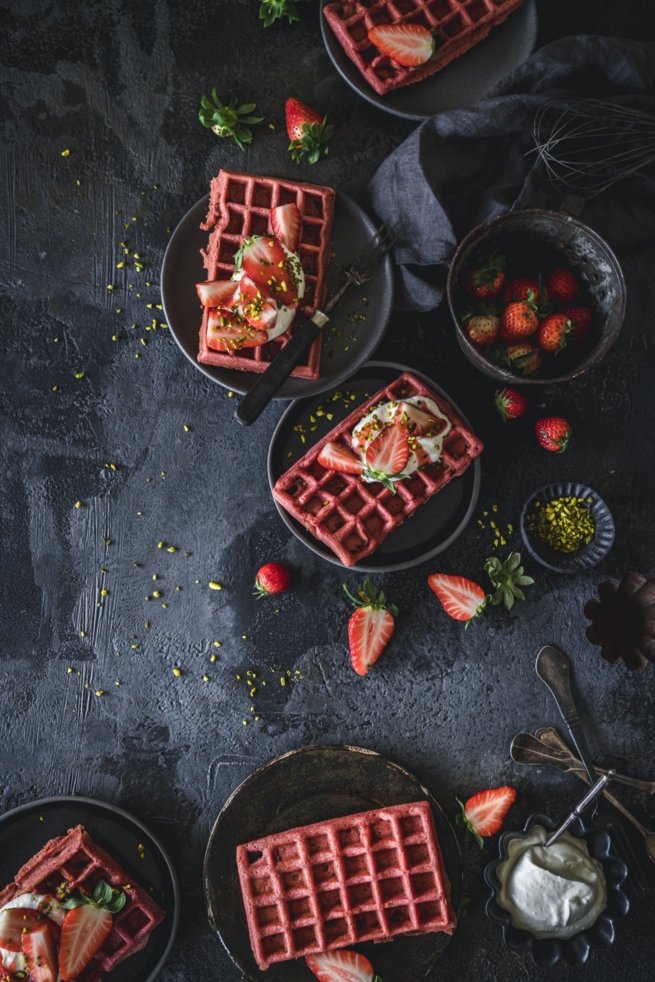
485 813 629 967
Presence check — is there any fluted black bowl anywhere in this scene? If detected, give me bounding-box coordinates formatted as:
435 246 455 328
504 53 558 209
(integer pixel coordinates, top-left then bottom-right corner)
484 812 629 967
520 482 615 574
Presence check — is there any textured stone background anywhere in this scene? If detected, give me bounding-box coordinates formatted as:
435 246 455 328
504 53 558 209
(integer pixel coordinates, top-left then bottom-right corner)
1 0 654 979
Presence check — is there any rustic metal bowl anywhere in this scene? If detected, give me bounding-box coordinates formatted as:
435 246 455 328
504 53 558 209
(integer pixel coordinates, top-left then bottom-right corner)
447 209 626 385
484 812 629 967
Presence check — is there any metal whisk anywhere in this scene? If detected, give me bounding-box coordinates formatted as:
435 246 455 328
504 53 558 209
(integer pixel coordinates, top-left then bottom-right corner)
532 98 655 198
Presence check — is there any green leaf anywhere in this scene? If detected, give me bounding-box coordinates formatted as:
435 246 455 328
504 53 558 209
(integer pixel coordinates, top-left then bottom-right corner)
106 891 128 914
237 102 257 114
507 552 521 571
93 880 113 907
61 896 86 909
516 575 535 586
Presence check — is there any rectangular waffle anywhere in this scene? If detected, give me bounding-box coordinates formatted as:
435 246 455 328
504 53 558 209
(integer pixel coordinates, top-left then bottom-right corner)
0 825 165 981
237 800 456 970
323 0 524 96
198 170 336 380
272 372 483 567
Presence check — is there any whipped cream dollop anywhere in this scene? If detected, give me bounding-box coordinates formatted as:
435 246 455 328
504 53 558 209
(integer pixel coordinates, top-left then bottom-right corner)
0 892 66 973
351 396 451 482
233 242 305 341
496 825 607 940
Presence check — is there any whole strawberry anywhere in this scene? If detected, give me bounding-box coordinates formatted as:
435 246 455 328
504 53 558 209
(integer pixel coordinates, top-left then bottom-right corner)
466 254 506 300
560 306 592 344
504 342 542 377
502 277 547 305
494 387 527 421
464 312 499 348
501 293 539 341
535 416 572 453
343 580 397 676
254 562 291 598
537 313 573 354
547 266 580 303
285 98 334 165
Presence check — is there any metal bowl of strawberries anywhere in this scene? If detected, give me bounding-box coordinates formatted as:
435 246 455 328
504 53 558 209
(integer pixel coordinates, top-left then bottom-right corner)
447 209 626 385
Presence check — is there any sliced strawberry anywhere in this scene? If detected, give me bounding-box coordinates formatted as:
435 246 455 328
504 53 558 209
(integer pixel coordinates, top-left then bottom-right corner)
206 309 267 352
21 921 57 982
368 23 435 67
317 442 363 476
239 274 278 331
344 580 397 677
270 203 300 252
306 948 379 982
459 786 517 846
0 908 43 951
239 235 298 304
427 573 487 622
395 401 446 437
365 424 410 477
3 894 65 927
195 279 239 308
58 904 112 980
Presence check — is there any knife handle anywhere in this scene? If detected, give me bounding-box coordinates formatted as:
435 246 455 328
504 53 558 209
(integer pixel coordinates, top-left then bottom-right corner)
234 312 328 426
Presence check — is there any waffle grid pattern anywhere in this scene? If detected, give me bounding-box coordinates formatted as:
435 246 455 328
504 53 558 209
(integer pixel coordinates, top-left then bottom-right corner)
323 0 524 96
198 170 335 380
237 801 455 970
0 825 165 980
272 372 483 566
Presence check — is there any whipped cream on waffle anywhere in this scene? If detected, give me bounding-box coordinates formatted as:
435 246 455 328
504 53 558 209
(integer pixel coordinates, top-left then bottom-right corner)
0 892 66 973
351 396 451 482
233 242 305 342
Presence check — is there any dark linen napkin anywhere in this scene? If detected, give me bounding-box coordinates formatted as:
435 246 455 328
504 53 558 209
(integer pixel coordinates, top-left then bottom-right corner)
366 35 655 311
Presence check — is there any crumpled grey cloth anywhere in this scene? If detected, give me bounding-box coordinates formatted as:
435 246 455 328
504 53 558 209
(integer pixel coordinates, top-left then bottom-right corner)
365 35 655 311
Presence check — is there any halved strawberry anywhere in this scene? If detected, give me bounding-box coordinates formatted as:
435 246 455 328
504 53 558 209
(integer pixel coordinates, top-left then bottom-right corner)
239 274 278 331
21 921 57 982
270 203 300 252
306 948 380 982
368 23 435 67
206 309 267 352
238 235 298 304
344 580 398 677
59 880 125 981
317 442 363 476
395 401 446 436
195 279 239 308
0 908 43 951
458 786 517 847
365 424 409 478
427 573 487 622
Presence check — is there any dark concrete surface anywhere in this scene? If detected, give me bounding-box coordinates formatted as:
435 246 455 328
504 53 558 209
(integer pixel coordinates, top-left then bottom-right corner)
1 1 654 980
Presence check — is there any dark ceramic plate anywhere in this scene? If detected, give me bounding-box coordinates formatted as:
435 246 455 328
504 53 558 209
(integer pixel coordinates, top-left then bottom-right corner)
161 188 393 399
0 796 179 982
319 0 538 121
267 360 482 572
204 745 462 982
520 482 615 574
484 812 629 967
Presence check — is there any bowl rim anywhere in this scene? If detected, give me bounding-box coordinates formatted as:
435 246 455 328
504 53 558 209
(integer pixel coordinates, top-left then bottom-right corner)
484 811 629 967
446 208 627 385
519 482 615 574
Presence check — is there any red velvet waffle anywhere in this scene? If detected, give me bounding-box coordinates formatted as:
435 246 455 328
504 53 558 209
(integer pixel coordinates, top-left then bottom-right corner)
0 825 164 981
272 372 483 567
237 800 455 970
323 0 524 96
198 170 335 380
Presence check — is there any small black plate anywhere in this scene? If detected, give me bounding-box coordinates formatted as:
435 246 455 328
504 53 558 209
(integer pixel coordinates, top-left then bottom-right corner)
204 745 462 982
0 796 179 982
267 360 482 572
319 0 538 121
161 188 393 399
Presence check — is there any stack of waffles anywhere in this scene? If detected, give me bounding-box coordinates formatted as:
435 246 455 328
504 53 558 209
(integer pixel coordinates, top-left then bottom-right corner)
0 825 165 981
237 801 456 970
198 170 336 380
323 0 525 96
272 372 483 567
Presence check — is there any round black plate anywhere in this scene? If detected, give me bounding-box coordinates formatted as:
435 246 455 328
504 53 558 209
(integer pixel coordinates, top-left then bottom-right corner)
320 0 538 121
267 360 482 572
161 188 393 399
0 796 179 982
204 745 462 982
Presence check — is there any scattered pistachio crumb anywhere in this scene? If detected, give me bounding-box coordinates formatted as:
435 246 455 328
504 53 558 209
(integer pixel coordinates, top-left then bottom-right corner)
99 588 109 597
74 500 84 509
95 689 105 697
172 666 182 677
280 676 287 687
166 546 178 553
212 641 222 648
80 631 87 638
202 674 210 683
60 148 71 157
209 581 222 591
183 424 190 432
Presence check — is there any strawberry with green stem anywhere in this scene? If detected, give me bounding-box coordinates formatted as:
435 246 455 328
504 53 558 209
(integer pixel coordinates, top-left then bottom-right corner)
198 91 264 151
501 291 539 341
254 562 291 598
363 424 410 491
537 313 573 354
484 553 534 610
535 416 572 453
466 254 506 300
494 387 527 422
59 880 126 980
343 580 397 677
462 305 499 348
457 786 517 847
285 98 335 165
259 0 307 27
